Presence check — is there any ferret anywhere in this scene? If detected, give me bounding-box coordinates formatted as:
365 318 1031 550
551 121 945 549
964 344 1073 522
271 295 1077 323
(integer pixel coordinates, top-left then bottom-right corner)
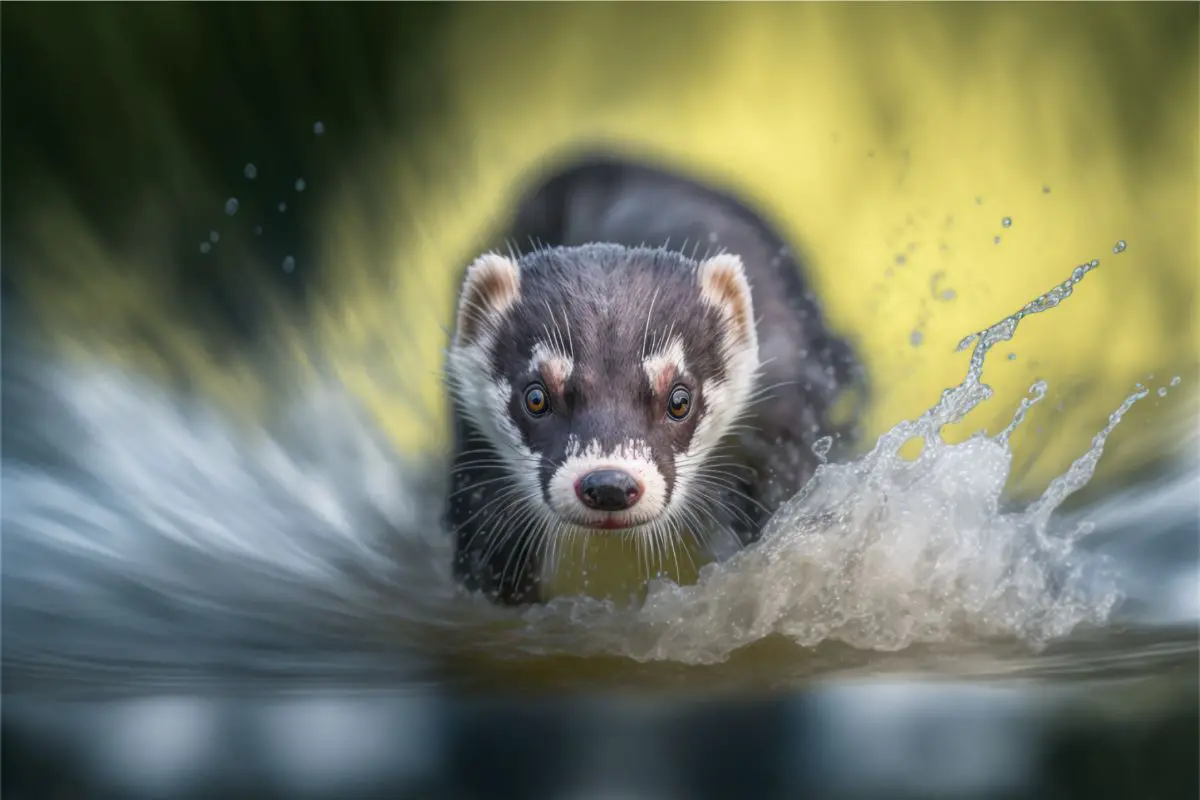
444 153 863 605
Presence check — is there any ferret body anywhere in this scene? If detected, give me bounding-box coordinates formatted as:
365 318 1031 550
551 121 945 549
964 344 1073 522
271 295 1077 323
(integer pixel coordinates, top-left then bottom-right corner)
444 153 862 605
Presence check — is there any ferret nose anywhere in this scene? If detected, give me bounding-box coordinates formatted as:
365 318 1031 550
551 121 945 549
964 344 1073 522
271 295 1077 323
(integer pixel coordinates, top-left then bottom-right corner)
576 469 643 511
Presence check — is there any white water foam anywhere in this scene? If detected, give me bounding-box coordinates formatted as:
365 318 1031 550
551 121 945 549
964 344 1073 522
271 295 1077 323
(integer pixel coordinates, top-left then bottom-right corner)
1 258 1190 682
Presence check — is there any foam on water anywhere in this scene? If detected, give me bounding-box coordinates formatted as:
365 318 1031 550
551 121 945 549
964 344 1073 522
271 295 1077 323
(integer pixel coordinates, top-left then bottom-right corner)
0 259 1189 684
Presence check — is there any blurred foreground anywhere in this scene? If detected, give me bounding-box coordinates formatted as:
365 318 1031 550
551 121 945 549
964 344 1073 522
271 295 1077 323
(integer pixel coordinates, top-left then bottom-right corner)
5 675 1197 800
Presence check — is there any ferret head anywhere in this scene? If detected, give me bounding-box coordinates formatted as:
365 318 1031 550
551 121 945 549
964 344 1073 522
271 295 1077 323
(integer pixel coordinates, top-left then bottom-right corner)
446 244 759 538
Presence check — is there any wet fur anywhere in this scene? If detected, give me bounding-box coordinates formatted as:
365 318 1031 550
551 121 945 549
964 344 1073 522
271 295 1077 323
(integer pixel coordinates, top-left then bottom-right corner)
445 153 864 605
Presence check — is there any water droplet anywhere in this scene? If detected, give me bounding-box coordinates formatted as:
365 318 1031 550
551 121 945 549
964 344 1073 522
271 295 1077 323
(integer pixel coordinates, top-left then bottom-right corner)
1089 259 1099 268
313 121 325 136
1170 376 1182 387
224 197 239 216
994 236 1002 244
1071 266 1085 281
199 242 211 254
1113 240 1127 254
1157 387 1168 398
278 202 287 213
1002 217 1012 228
910 330 924 347
1007 353 1017 361
295 178 307 192
208 231 220 243
282 255 296 273
244 163 258 180
811 435 833 464
929 271 957 302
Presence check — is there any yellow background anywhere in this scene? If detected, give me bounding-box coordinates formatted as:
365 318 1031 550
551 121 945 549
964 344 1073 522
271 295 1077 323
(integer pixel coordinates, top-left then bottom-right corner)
10 4 1198 599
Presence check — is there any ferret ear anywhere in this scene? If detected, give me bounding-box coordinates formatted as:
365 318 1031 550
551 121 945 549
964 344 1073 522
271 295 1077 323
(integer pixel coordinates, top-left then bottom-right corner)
454 253 521 346
697 253 755 347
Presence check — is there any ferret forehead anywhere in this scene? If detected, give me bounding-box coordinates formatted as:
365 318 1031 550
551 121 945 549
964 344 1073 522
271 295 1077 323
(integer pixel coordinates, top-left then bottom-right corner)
514 248 700 321
497 258 726 378
518 243 696 286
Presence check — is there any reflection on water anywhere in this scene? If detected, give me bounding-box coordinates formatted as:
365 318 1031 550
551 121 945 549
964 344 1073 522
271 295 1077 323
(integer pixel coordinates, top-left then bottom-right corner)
4 672 1197 799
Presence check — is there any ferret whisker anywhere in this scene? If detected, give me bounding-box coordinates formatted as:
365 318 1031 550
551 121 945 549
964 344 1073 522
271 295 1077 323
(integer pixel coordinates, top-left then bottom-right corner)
454 484 535 549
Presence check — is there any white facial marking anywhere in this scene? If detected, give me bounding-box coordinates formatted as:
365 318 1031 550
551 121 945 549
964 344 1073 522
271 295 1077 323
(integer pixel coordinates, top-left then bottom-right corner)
529 341 574 394
447 253 542 504
642 336 689 395
448 342 537 471
669 253 760 513
547 438 668 531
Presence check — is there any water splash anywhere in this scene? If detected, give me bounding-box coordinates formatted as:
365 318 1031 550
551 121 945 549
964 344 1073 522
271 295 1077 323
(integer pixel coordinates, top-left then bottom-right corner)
0 257 1176 682
518 257 1146 661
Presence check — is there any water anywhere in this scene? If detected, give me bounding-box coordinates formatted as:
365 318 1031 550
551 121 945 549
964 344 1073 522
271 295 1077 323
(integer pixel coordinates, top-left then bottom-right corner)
3 257 1195 699
3 264 1196 798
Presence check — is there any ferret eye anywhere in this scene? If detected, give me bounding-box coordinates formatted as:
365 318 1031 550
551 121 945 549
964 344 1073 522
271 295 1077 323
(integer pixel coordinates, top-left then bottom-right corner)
523 383 550 417
666 385 692 421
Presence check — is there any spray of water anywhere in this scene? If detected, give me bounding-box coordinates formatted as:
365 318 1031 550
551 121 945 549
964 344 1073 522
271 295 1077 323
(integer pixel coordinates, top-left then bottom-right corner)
519 259 1148 663
0 257 1181 685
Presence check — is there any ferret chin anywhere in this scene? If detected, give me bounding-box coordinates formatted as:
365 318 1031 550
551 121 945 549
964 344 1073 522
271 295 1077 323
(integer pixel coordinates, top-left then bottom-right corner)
443 153 864 606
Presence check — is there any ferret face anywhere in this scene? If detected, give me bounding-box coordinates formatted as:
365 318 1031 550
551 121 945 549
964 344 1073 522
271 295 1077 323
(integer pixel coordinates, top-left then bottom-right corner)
447 245 759 537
